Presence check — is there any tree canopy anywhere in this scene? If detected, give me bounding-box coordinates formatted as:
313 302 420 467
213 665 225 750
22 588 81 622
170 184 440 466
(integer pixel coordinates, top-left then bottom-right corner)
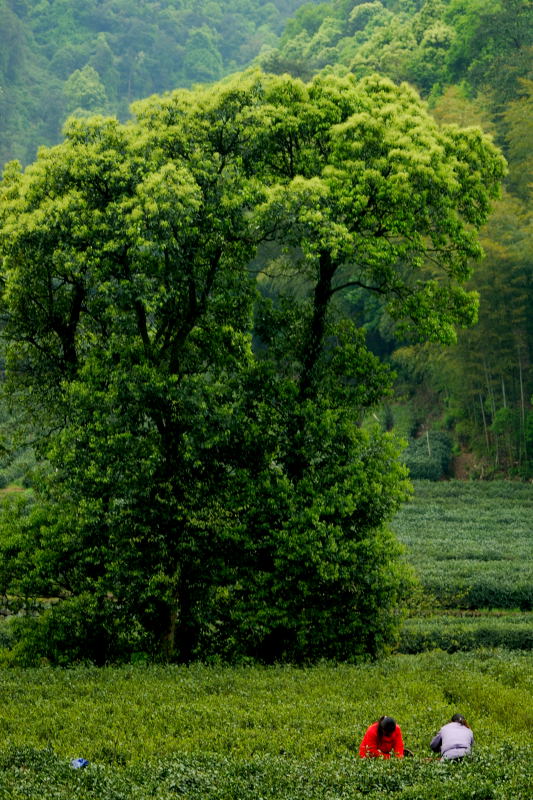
0 70 505 663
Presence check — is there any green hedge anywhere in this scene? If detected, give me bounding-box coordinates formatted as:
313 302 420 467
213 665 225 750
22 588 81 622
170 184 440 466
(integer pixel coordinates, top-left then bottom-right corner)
398 614 533 654
422 576 533 612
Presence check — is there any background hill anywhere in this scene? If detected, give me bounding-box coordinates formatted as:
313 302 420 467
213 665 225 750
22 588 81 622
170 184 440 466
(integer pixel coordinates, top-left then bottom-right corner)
0 0 314 165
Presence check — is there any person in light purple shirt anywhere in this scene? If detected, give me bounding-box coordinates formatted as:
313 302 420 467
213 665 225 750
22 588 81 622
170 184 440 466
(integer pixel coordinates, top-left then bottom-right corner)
430 713 474 760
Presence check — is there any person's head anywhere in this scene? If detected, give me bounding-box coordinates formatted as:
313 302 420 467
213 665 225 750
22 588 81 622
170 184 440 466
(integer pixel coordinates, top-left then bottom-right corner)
377 716 397 739
451 713 469 727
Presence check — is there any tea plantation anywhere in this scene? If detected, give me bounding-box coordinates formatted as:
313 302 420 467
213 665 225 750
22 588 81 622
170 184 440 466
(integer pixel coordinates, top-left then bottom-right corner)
393 480 533 656
393 481 533 610
0 652 532 798
0 480 532 798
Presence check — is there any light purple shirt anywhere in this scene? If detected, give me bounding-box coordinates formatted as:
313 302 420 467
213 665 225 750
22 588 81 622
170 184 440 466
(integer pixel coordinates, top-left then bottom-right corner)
430 721 474 759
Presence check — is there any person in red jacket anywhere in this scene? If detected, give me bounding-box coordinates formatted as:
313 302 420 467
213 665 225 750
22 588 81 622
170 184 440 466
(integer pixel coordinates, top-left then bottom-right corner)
359 716 404 758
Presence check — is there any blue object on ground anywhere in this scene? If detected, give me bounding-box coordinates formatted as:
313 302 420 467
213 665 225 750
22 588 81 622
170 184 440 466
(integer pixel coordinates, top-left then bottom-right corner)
70 758 89 769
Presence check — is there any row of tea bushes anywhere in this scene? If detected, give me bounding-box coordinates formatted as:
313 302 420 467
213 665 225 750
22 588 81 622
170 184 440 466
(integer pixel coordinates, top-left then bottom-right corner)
0 745 531 800
0 654 531 797
418 570 532 611
398 613 533 654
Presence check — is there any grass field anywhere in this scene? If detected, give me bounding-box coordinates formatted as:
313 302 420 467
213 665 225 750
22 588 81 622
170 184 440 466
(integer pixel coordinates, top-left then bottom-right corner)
1 651 532 798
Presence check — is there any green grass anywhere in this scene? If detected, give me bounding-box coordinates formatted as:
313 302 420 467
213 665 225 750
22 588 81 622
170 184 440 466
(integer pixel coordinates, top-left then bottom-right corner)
392 481 533 609
0 653 532 798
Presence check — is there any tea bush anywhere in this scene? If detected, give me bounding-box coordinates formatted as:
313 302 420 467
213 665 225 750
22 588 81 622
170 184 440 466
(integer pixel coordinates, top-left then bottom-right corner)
0 653 531 797
0 743 531 799
0 653 531 760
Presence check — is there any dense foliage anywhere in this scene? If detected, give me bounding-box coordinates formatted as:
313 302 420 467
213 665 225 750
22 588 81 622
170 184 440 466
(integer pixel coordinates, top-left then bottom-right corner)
0 653 532 797
0 68 505 663
1 0 532 475
264 0 532 102
2 746 532 799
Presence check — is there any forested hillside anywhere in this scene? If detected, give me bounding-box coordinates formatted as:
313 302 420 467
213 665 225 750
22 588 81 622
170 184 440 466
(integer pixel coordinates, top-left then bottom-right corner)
262 0 531 104
0 0 314 165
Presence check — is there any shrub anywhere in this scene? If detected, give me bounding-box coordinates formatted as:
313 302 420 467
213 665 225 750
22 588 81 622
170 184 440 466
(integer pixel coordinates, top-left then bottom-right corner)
0 745 531 799
2 594 148 666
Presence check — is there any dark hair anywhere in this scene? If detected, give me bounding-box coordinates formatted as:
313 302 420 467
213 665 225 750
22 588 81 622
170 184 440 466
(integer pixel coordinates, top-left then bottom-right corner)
377 716 397 740
451 713 469 727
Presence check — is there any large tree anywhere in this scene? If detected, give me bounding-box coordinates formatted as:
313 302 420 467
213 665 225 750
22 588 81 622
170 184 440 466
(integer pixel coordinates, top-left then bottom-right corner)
0 70 505 663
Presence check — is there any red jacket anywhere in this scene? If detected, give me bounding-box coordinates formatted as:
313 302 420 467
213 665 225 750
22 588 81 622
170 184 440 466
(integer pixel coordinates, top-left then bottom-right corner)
359 721 404 758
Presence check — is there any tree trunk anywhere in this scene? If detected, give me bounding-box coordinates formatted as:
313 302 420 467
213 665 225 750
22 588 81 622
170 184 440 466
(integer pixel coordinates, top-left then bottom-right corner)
298 250 336 401
286 250 337 483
